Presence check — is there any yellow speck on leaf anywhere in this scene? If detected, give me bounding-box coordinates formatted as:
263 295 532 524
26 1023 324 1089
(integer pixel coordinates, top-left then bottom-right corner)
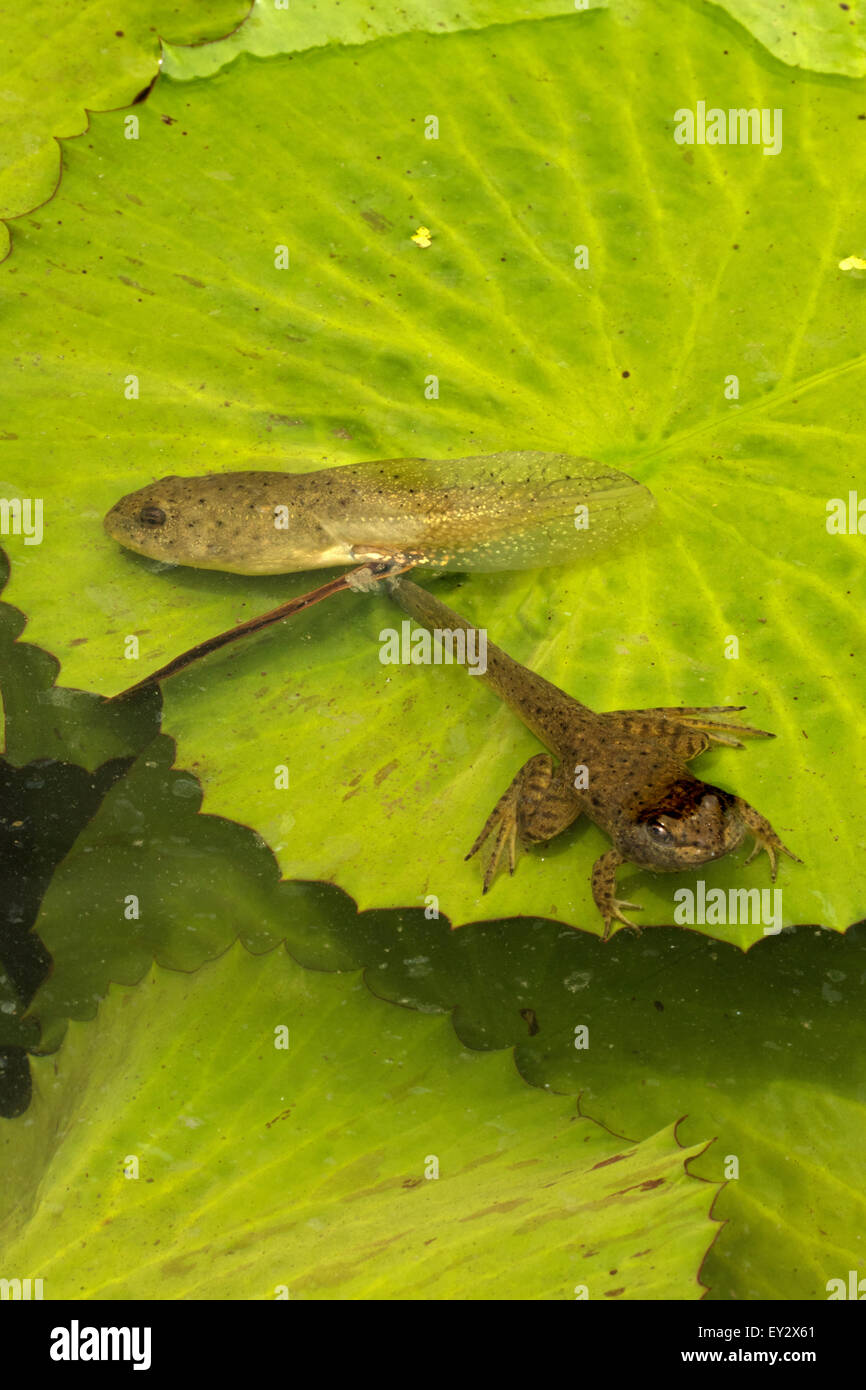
838 254 866 271
411 226 432 248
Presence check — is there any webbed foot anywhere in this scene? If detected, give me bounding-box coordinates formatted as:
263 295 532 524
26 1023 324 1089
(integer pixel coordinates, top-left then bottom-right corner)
606 706 775 758
734 797 802 879
591 848 644 940
466 754 582 892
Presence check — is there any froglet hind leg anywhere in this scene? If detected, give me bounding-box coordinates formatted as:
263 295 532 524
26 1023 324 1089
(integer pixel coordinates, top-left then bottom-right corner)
733 796 802 878
604 707 775 759
466 754 583 892
591 849 644 941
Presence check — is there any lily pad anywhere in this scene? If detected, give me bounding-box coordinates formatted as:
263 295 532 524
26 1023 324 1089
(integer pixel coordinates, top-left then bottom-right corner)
708 0 866 77
161 0 866 81
0 0 249 259
349 909 866 1300
161 0 599 80
1 2 864 942
0 595 859 1298
0 942 719 1299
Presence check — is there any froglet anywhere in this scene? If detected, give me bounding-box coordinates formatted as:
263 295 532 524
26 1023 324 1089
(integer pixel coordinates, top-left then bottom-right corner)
386 576 800 938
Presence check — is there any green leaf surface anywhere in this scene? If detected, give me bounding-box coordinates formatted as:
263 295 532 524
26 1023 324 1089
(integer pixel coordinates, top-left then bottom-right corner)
0 0 250 259
0 965 39 1052
161 0 866 81
345 910 866 1300
161 0 599 80
3 0 865 944
24 731 296 1031
708 0 866 77
0 942 719 1299
2 606 860 1297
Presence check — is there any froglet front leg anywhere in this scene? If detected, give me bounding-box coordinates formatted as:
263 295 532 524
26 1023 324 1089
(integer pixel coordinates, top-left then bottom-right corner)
590 849 644 941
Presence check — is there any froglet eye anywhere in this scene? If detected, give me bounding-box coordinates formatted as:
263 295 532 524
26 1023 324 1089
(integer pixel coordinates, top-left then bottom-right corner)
646 820 672 842
139 505 167 527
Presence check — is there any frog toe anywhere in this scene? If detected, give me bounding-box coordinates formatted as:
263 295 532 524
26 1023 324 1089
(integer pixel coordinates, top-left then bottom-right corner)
676 714 775 746
736 797 801 879
467 753 570 892
602 901 644 941
467 794 520 891
745 837 802 879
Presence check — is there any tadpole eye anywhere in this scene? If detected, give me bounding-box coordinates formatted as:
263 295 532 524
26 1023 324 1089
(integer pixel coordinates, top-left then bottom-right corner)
139 505 167 528
646 820 672 842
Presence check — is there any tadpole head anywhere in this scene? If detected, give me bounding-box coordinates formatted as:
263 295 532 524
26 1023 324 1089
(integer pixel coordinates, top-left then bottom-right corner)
104 476 188 562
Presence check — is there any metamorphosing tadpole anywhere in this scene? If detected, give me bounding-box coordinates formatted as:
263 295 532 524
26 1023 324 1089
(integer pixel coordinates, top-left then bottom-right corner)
103 451 655 697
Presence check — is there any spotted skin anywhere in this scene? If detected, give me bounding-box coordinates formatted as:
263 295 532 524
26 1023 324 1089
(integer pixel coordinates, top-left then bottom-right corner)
103 452 653 576
388 577 800 939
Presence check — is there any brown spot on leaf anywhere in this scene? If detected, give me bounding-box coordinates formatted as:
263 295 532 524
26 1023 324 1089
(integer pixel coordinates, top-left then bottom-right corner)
591 1152 630 1170
117 275 154 295
362 210 393 233
374 760 399 786
265 1108 292 1129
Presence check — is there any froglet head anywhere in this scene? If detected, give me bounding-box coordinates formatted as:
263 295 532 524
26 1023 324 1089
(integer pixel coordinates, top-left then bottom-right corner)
622 779 744 871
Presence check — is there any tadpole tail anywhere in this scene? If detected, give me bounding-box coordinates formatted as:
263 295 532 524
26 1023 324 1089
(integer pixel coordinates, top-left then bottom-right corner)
104 570 358 702
384 576 590 740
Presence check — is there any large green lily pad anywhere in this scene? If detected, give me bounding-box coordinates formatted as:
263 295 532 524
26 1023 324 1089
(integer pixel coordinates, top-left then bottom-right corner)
161 0 866 80
161 0 596 80
0 583 859 1298
346 909 866 1300
0 0 249 259
2 0 864 942
709 0 866 76
0 942 719 1299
